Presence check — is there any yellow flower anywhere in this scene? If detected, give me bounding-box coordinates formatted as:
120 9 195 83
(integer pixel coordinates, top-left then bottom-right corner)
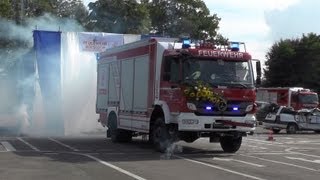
205 90 210 97
200 91 206 97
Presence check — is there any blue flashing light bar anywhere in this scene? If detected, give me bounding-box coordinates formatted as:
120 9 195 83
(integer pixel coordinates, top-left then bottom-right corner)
230 42 240 52
206 106 212 110
232 106 239 111
182 38 191 49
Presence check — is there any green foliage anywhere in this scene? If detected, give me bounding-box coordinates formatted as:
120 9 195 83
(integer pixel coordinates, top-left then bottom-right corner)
1 0 226 72
0 0 13 19
55 0 88 26
0 0 88 71
86 0 222 39
264 33 320 92
0 0 88 24
86 0 151 33
144 0 220 40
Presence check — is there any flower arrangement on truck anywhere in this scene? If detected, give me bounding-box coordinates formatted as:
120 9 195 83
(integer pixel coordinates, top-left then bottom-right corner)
96 37 262 153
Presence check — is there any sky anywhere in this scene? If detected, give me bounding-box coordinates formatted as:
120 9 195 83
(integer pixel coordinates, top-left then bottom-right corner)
82 0 319 64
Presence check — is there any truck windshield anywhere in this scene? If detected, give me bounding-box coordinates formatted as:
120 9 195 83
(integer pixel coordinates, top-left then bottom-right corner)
182 58 254 88
298 94 319 104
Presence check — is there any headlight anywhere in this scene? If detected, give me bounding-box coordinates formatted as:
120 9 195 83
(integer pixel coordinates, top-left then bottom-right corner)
245 104 253 112
187 103 197 111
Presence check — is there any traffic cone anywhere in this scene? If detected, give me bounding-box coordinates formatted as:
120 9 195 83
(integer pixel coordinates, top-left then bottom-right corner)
267 130 275 141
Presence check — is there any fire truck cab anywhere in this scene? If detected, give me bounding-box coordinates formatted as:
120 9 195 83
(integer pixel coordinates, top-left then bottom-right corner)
96 38 261 153
256 87 319 110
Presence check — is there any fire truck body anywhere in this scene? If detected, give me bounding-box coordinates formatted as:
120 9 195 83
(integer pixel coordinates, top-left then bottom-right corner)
256 87 319 110
96 38 260 152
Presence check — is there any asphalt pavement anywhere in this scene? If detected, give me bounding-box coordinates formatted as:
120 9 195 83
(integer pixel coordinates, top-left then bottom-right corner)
1 128 320 180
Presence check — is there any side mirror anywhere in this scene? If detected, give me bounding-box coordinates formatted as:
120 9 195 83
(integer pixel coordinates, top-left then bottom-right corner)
255 61 261 86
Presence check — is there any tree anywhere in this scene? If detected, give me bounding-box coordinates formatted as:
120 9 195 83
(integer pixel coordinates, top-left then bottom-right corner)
0 0 88 25
143 0 221 40
264 33 320 92
0 0 88 74
86 0 151 33
55 0 88 26
0 0 14 19
86 0 223 40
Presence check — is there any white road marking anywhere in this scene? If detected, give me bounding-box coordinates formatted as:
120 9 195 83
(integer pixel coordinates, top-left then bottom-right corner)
247 145 268 150
48 138 79 151
246 138 284 145
44 153 59 155
282 137 294 140
17 137 40 152
82 153 146 180
1 141 16 152
246 152 293 155
285 140 320 145
213 157 265 167
285 156 320 164
240 154 319 172
175 155 266 180
286 150 320 159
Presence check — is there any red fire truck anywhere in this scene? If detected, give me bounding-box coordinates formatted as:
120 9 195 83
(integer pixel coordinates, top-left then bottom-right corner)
256 87 319 110
96 38 261 153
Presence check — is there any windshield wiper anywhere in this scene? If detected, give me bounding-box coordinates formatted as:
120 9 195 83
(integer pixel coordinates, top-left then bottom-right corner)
181 78 197 86
206 82 219 88
228 83 249 88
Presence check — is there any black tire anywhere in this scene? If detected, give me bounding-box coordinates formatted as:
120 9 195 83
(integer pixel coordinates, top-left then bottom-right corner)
152 117 171 152
220 136 242 153
272 129 281 134
287 123 298 134
108 113 132 143
314 130 320 134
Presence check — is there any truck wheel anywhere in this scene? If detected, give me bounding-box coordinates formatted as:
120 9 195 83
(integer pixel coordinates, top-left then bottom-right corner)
108 113 132 143
152 117 171 153
272 129 281 134
287 123 298 134
220 136 242 153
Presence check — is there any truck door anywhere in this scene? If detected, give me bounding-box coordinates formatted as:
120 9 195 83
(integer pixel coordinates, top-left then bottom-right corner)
160 56 184 112
291 93 299 110
96 61 109 113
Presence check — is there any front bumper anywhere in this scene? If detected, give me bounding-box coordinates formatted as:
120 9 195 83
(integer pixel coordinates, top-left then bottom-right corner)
174 113 256 132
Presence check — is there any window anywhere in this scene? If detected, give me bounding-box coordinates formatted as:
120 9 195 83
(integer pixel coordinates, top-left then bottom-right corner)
162 56 180 82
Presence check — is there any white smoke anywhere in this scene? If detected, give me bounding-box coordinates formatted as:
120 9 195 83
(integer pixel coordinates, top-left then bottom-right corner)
61 32 105 136
0 13 105 137
159 140 183 159
0 13 84 45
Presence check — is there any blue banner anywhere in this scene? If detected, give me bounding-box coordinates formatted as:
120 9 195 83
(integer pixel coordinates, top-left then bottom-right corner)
33 30 64 136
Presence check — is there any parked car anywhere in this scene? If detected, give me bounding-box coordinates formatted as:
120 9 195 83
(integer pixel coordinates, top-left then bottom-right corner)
255 101 272 124
263 105 320 134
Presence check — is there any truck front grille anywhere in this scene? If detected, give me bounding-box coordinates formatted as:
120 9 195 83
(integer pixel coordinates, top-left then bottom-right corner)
194 100 252 116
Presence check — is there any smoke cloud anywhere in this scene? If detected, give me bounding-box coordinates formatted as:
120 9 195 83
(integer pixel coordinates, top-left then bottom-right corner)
0 13 104 137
